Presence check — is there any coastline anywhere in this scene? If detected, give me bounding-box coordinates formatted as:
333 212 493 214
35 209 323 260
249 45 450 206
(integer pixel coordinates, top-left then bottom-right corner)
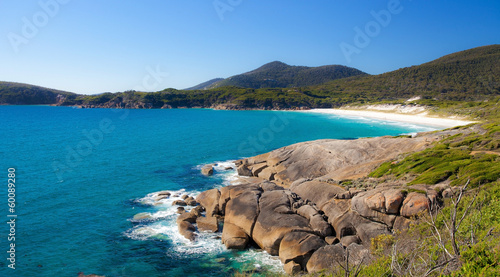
298 108 477 129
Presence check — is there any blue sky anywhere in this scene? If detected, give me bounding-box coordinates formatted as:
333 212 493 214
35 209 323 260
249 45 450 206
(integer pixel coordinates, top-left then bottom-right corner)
1 0 499 94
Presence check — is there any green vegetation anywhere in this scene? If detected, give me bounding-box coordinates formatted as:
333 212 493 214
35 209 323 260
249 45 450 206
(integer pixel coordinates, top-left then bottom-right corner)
369 123 500 187
308 181 500 277
0 81 74 105
204 61 367 89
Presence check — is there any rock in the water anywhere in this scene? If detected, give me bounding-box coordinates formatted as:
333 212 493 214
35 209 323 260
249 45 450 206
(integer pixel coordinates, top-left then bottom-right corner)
157 191 171 196
201 164 214 176
222 222 250 249
196 216 219 232
177 212 198 224
133 212 152 221
154 195 170 201
190 205 204 217
185 196 197 206
178 220 196 241
176 207 185 214
181 194 189 200
172 200 187 206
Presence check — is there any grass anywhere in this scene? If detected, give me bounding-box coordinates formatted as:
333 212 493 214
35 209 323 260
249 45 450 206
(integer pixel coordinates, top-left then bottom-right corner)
369 123 500 188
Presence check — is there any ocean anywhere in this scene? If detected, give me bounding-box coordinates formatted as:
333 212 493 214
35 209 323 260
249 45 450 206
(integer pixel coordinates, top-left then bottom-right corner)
0 106 436 277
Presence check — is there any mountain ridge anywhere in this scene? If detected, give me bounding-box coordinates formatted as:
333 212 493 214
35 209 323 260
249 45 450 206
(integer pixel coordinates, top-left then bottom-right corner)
186 61 367 90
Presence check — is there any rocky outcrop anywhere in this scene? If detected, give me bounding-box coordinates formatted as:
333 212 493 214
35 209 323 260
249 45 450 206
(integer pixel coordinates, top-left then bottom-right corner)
201 164 214 176
177 133 457 273
235 135 442 187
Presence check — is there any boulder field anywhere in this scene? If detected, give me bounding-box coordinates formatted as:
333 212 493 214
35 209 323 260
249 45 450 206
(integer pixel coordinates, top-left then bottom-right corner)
178 130 468 274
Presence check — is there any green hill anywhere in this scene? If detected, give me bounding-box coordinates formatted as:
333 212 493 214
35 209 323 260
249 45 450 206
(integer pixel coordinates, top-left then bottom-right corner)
314 44 500 102
189 61 367 89
0 82 75 105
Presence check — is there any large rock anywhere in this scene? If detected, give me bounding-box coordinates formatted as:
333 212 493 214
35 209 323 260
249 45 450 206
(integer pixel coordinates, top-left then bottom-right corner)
329 210 390 244
178 220 196 241
252 190 311 255
291 180 346 208
238 136 434 186
172 200 187 206
400 192 431 217
279 231 326 269
222 222 250 249
306 244 368 273
283 261 301 275
177 212 198 224
196 216 219 232
218 183 261 215
196 188 220 217
237 164 253 177
306 244 345 273
351 190 397 227
223 188 261 236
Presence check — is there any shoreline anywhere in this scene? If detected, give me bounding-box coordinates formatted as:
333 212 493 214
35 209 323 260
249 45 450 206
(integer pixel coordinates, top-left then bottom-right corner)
298 108 477 129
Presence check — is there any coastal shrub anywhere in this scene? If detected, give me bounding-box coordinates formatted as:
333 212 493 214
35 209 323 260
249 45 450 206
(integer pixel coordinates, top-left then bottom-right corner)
370 234 395 256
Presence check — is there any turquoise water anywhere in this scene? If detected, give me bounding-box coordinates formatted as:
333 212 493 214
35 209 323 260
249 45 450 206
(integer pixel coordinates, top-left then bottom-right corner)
0 106 435 277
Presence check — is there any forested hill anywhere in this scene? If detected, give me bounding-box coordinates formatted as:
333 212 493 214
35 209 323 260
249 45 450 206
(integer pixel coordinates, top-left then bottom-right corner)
315 44 500 102
186 61 367 89
0 82 75 105
1 45 498 112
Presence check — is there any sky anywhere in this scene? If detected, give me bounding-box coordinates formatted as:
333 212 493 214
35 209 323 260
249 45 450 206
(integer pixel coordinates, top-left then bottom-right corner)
1 0 499 95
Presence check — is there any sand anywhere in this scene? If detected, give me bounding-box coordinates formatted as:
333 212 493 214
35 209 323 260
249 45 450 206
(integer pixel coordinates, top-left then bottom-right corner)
300 108 476 129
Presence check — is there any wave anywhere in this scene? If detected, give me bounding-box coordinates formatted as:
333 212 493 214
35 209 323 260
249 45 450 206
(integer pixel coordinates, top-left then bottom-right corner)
125 160 283 273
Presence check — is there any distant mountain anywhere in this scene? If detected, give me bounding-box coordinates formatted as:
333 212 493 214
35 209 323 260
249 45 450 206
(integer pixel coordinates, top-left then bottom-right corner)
187 61 367 90
185 78 224 90
0 82 75 105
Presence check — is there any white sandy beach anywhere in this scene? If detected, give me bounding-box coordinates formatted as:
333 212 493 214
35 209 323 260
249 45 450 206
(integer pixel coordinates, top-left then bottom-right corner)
301 107 476 129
